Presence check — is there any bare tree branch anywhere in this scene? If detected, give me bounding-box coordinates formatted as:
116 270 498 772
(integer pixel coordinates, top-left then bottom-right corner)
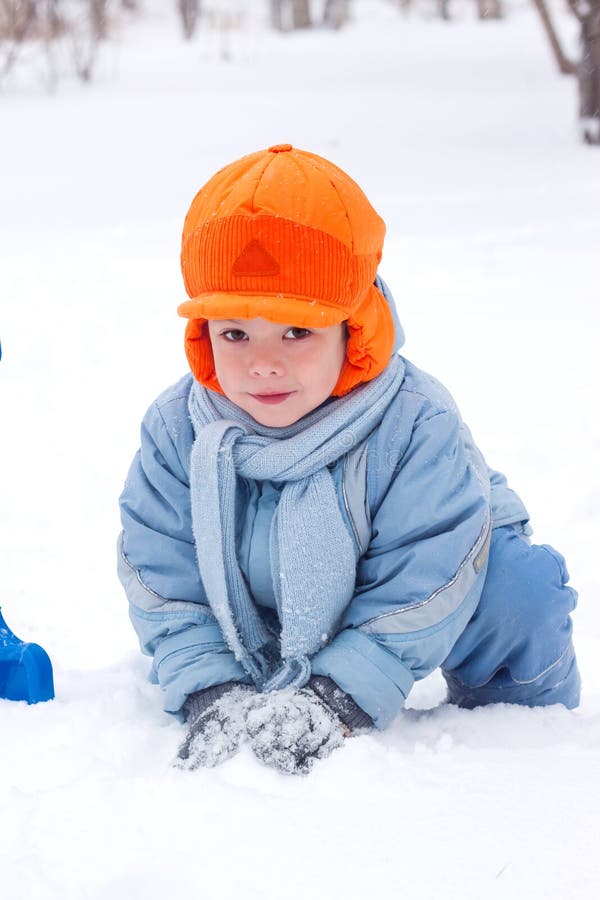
531 0 577 75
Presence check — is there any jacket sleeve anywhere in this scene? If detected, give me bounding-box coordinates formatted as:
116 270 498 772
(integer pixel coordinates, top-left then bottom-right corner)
311 406 492 729
118 399 248 715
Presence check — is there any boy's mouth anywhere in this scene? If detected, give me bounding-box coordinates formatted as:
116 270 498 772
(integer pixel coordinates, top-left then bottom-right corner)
250 391 296 405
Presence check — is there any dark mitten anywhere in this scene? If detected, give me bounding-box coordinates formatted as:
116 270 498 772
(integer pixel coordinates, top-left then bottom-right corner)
245 687 346 775
307 675 374 732
175 682 254 770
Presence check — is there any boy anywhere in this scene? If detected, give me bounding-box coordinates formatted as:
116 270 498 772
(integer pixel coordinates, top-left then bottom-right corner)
118 144 579 775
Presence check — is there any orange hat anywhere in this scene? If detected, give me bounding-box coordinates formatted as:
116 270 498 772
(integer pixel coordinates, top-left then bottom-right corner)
178 143 395 396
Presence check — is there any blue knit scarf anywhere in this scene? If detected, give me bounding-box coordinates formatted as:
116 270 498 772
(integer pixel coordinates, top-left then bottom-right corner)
188 354 404 692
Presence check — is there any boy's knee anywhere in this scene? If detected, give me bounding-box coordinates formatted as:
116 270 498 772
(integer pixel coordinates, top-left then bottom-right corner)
444 643 581 710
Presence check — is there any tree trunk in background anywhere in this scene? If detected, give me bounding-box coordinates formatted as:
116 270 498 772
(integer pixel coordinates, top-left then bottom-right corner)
270 0 284 31
0 0 37 81
0 0 37 40
270 0 312 31
323 0 350 29
47 0 62 37
477 0 503 19
178 0 199 39
291 0 311 29
438 0 451 21
573 1 600 143
90 0 109 41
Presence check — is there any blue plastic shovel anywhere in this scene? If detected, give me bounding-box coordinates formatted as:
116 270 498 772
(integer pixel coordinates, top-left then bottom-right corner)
0 608 54 703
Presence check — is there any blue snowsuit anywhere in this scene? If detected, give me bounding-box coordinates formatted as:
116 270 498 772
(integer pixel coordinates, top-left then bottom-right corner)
118 286 580 727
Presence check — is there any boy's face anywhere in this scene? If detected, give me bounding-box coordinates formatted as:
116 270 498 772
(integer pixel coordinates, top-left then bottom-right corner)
207 317 347 427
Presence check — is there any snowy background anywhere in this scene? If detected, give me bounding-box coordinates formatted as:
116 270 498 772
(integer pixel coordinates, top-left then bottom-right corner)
1 2 599 897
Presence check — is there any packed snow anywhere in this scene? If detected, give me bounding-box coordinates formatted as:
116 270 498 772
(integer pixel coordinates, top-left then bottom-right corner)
1 2 599 898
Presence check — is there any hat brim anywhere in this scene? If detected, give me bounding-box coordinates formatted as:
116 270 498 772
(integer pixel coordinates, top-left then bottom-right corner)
177 292 348 328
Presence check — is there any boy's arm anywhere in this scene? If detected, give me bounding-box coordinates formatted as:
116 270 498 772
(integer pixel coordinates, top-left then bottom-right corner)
311 408 491 729
118 399 249 715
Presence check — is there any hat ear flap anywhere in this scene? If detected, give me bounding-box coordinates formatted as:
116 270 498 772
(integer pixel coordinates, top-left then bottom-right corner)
184 319 225 394
332 284 395 397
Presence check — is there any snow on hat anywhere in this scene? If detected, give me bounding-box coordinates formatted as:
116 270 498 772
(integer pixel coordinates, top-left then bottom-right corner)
178 143 395 396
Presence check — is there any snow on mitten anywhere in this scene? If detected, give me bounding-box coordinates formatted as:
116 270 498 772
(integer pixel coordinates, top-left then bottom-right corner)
245 687 346 775
175 683 254 770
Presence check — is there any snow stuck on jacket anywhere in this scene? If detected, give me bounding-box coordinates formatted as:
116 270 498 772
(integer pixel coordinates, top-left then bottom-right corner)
1 2 599 899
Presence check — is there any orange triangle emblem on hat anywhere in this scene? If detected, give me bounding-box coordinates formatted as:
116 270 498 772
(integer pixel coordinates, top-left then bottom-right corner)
232 239 280 277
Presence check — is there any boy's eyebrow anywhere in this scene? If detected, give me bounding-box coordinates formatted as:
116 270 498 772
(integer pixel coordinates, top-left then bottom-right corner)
213 318 311 329
216 319 298 327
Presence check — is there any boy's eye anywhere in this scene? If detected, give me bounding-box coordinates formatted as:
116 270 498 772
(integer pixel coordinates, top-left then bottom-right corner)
222 329 248 342
284 327 311 340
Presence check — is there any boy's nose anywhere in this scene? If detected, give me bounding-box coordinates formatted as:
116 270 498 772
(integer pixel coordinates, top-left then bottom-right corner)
249 348 285 377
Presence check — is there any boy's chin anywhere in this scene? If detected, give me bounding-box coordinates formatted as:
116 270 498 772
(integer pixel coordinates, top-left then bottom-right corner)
235 395 308 428
247 406 304 428
225 388 334 428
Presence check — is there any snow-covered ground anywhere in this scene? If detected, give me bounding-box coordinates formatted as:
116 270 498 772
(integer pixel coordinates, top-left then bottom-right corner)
1 2 599 897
